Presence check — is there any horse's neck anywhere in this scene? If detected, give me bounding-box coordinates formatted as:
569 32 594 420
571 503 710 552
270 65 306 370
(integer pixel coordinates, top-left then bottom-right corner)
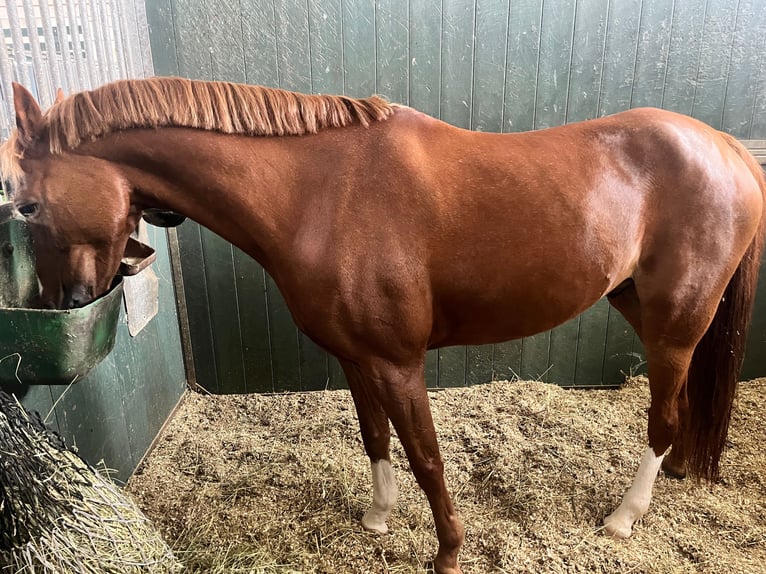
101 128 309 270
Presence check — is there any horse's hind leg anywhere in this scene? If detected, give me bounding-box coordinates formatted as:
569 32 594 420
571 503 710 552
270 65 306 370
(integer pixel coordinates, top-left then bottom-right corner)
608 282 688 479
604 282 718 538
603 343 694 538
341 360 398 535
661 394 689 479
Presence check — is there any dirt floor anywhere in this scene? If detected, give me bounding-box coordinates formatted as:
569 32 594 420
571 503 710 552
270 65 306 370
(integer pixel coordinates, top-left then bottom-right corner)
126 377 766 573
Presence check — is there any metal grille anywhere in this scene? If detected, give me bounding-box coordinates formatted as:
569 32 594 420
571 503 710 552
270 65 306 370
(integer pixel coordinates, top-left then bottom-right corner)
0 0 153 142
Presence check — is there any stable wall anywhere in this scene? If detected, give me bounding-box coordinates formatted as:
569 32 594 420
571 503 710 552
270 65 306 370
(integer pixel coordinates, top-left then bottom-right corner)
146 0 766 393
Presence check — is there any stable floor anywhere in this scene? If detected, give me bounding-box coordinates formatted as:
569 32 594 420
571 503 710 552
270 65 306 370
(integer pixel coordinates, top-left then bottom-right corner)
127 377 766 573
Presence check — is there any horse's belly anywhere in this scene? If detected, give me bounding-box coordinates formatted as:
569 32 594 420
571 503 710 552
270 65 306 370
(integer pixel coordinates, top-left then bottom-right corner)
428 272 614 348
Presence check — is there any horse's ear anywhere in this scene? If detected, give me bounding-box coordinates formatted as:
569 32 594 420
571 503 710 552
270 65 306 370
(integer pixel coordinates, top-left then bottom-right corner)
12 82 44 145
54 88 65 104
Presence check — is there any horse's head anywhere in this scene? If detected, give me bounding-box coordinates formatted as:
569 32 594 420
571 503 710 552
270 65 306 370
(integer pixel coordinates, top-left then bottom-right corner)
4 84 141 309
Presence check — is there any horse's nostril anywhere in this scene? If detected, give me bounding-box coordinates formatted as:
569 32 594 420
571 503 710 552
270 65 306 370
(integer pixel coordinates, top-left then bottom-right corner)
63 285 93 309
64 297 81 310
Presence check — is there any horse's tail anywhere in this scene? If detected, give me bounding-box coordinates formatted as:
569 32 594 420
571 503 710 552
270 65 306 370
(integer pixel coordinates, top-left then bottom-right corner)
685 136 765 482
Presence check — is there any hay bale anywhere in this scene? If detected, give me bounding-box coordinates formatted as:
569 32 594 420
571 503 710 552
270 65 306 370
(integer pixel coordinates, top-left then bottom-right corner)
0 391 181 573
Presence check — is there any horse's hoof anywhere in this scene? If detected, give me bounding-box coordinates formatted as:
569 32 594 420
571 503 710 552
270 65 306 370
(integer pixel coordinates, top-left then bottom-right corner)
361 512 389 535
602 514 633 539
430 558 463 574
661 459 687 480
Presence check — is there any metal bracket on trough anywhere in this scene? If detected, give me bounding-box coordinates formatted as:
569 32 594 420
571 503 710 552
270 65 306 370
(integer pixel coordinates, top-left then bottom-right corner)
142 209 187 228
121 225 159 337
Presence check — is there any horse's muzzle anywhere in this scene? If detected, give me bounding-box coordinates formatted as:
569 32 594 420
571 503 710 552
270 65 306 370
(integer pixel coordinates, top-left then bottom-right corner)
62 283 94 309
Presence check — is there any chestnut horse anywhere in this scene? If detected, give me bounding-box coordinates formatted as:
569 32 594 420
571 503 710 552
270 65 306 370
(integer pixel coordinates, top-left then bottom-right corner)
3 78 764 573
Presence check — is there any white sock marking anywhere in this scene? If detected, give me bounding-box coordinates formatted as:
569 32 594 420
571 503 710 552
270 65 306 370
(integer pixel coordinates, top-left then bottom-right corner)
361 460 398 535
603 446 664 539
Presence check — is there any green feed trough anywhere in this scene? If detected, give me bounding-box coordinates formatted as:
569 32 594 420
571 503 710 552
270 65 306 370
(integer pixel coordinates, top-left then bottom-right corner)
0 203 123 385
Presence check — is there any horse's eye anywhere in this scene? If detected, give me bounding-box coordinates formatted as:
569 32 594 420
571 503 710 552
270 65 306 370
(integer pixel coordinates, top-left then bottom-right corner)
17 203 39 217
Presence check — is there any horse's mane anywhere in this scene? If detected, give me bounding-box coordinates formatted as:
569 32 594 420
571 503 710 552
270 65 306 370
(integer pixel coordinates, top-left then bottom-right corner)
46 77 396 153
0 130 22 188
0 77 395 188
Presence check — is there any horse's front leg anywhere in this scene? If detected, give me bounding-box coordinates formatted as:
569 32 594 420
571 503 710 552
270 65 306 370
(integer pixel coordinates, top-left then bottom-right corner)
362 358 465 574
341 360 398 534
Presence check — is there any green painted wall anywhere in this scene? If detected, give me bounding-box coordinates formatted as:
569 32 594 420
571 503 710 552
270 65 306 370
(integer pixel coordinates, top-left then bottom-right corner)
146 0 766 392
14 224 186 482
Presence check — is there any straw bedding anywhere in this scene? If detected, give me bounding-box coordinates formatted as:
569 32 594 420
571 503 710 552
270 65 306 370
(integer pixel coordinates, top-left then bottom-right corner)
127 377 765 573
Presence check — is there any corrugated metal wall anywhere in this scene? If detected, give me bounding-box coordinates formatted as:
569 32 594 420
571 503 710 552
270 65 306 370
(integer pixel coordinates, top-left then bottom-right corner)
0 0 154 139
146 0 766 393
0 1 186 481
